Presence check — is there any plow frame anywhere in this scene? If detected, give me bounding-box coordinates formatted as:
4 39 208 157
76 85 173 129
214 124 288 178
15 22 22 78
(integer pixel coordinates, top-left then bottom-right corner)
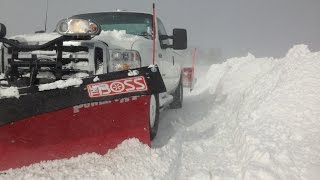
0 33 166 171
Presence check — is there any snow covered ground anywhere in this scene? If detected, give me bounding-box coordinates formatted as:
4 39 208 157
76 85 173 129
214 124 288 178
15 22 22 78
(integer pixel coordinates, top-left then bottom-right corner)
1 45 320 180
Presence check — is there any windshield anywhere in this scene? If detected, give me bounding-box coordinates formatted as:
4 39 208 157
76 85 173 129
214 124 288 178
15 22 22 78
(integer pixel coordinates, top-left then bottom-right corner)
71 12 153 38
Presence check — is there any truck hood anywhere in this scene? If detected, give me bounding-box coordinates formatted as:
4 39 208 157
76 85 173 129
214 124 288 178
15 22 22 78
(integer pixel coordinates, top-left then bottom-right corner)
94 30 148 49
10 30 149 50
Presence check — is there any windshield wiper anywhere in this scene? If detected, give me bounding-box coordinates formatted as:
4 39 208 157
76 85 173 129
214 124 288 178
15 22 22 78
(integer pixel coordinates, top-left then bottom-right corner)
132 32 152 39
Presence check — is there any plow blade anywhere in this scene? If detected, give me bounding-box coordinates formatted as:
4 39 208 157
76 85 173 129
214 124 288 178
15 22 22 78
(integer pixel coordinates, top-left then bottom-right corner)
0 66 166 171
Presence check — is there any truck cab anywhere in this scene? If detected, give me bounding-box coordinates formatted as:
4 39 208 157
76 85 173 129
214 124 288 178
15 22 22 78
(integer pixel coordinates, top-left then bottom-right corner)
69 11 187 93
0 11 187 170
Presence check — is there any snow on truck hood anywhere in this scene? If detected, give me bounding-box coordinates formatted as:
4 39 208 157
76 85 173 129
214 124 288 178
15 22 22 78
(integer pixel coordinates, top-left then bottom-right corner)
10 30 146 50
94 30 145 49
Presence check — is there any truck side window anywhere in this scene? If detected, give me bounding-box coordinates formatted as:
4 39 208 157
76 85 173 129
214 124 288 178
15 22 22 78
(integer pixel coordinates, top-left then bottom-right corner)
157 19 170 49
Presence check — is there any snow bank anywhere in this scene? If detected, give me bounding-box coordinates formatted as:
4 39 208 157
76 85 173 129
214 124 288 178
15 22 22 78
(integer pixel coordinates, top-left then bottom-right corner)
180 44 320 179
1 45 319 180
0 139 175 180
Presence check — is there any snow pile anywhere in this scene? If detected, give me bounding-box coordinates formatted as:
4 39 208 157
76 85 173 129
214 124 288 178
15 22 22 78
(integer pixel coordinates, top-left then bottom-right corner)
178 44 320 179
0 86 19 99
1 45 319 180
38 78 83 91
93 76 100 82
0 139 174 180
128 69 140 76
0 73 19 98
94 30 143 49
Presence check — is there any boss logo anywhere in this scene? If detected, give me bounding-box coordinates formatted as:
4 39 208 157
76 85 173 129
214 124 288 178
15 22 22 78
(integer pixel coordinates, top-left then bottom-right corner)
87 76 148 98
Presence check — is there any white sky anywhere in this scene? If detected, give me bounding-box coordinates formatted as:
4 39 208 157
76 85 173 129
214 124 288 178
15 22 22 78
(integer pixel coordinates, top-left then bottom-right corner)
0 0 320 58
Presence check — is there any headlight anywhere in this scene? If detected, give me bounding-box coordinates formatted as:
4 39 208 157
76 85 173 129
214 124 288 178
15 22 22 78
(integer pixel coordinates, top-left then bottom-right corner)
56 19 101 36
110 50 141 72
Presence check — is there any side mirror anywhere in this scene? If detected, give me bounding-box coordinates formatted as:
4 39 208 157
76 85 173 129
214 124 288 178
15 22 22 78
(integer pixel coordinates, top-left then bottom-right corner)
0 23 6 38
172 28 187 50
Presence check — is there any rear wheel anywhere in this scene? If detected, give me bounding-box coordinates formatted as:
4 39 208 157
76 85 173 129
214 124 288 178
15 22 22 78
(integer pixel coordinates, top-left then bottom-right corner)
149 94 160 140
170 76 183 109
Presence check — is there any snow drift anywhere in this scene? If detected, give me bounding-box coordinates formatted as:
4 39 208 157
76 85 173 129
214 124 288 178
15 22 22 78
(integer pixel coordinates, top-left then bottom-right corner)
1 45 319 180
179 44 320 180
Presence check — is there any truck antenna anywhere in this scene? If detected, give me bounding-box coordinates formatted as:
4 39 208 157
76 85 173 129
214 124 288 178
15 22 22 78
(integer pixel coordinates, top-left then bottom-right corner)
44 0 49 32
152 3 156 65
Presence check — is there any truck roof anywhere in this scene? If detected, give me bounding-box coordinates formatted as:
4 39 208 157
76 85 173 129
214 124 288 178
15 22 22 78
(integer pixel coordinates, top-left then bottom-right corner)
70 11 153 18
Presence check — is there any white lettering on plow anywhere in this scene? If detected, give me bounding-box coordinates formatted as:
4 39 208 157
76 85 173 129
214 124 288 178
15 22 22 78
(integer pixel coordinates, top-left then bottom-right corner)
73 96 140 113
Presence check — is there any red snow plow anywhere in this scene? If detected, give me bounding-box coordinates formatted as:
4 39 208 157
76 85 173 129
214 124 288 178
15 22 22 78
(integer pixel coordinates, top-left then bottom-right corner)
0 21 166 171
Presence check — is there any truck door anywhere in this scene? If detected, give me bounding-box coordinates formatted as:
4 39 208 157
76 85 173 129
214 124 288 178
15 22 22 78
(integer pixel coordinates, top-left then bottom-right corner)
156 19 180 93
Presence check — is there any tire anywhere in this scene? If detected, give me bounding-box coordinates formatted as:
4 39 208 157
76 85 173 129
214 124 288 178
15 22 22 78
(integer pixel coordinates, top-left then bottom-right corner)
170 76 183 109
150 94 160 140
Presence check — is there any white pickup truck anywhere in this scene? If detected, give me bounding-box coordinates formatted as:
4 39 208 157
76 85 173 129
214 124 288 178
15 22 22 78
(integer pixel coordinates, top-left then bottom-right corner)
0 11 187 139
